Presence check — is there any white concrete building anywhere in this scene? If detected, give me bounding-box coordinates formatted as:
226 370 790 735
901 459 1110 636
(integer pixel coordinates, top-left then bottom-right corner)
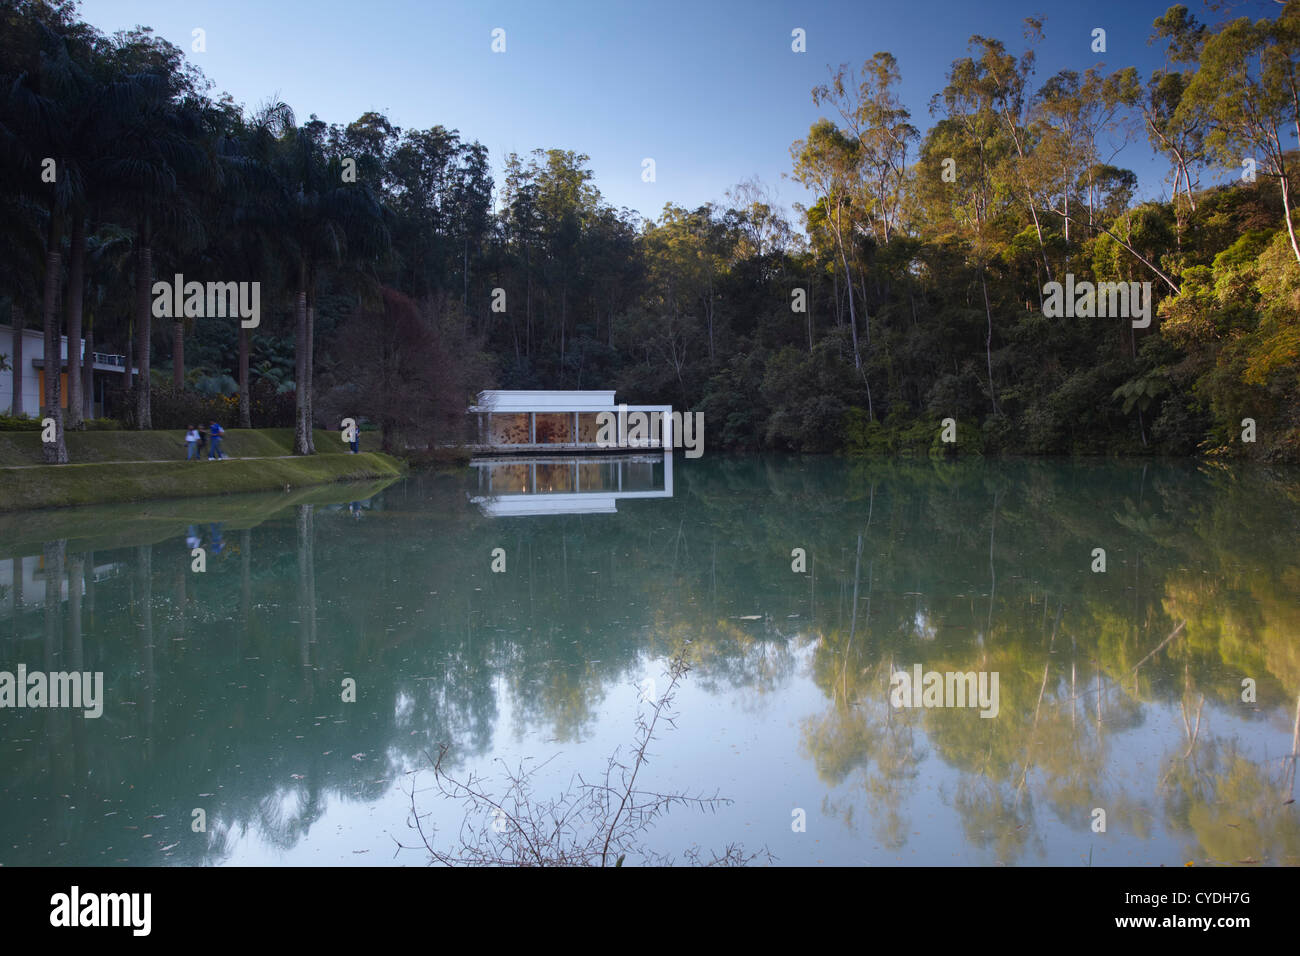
0 323 130 418
468 390 674 453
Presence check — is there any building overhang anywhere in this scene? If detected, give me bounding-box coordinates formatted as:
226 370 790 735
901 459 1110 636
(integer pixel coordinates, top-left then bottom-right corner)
469 390 618 413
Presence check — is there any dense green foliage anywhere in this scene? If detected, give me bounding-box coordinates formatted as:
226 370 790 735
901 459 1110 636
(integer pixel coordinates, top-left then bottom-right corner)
1 1 1297 461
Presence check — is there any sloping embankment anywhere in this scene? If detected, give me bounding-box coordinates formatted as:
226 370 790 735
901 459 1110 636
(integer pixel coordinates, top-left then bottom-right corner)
0 452 405 513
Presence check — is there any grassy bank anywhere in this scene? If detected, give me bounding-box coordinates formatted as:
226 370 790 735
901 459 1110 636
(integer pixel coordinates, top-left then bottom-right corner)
0 450 405 513
0 427 382 467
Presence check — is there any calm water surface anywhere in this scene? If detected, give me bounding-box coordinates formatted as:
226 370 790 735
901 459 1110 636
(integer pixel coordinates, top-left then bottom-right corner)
2 456 1297 866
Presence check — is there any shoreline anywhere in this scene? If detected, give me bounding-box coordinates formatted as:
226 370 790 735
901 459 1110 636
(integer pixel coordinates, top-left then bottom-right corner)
0 452 406 513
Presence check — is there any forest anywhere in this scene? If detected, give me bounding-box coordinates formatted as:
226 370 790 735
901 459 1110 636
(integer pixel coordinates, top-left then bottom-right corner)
1 0 1297 461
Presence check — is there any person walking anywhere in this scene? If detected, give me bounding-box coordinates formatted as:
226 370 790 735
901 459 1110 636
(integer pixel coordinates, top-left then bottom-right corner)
208 420 225 460
196 424 208 459
185 425 200 461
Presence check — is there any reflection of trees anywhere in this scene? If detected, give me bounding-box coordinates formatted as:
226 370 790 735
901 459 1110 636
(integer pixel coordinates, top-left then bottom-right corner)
1161 733 1300 865
297 506 316 663
756 459 1300 864
952 777 1043 864
802 661 926 851
0 458 1297 864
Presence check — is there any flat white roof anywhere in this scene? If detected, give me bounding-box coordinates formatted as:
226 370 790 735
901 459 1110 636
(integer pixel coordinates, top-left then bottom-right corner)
472 390 618 412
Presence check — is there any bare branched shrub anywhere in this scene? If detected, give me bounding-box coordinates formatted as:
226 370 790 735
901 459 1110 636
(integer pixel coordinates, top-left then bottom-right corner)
396 650 772 866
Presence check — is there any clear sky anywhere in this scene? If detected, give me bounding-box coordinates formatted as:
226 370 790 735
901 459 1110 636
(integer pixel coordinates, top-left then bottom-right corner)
77 0 1278 225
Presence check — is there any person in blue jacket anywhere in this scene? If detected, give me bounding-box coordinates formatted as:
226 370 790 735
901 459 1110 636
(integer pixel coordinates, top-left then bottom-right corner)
208 421 226 460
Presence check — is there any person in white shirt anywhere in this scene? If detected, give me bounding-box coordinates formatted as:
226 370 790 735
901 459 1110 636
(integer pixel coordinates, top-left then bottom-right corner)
185 426 200 461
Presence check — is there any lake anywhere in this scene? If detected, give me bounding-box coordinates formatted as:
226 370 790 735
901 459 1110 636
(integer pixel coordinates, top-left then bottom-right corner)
1 456 1297 866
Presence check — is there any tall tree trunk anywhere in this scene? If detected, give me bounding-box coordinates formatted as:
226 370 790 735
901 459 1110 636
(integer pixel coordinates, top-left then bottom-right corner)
1005 126 1053 282
808 272 815 350
171 319 184 388
833 207 861 369
1280 171 1300 264
238 322 251 427
134 227 153 429
981 269 999 416
122 318 132 395
81 315 94 420
65 214 86 429
832 207 872 421
1180 154 1196 213
293 260 310 455
305 295 316 454
41 215 68 464
10 303 23 417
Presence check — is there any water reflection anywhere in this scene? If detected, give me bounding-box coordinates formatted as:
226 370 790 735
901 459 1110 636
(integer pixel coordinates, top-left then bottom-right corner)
470 451 672 516
0 459 1296 865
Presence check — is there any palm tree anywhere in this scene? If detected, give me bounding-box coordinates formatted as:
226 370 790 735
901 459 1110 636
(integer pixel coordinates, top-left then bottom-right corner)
212 101 292 427
3 15 102 461
81 223 134 418
269 113 387 454
97 29 206 429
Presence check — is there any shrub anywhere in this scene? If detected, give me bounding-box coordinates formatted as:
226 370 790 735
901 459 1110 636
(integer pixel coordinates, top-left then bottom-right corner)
0 414 41 431
143 384 236 430
105 381 295 429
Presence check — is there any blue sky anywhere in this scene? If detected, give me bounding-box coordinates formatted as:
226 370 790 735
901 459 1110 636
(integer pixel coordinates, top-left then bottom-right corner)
78 0 1278 225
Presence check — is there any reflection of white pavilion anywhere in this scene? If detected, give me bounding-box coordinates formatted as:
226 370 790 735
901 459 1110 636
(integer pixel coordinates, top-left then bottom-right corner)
0 556 124 630
469 452 673 516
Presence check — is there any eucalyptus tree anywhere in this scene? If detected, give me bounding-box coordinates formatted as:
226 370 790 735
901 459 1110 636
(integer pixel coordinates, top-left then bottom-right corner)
813 53 918 245
1184 3 1300 263
500 152 543 362
942 26 1053 281
1035 67 1139 244
792 120 866 385
724 177 795 259
384 120 492 331
1136 7 1208 238
451 141 493 314
535 149 599 371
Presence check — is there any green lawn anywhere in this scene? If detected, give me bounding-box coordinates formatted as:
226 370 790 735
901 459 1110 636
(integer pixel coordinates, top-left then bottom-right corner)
0 450 405 513
0 427 381 467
